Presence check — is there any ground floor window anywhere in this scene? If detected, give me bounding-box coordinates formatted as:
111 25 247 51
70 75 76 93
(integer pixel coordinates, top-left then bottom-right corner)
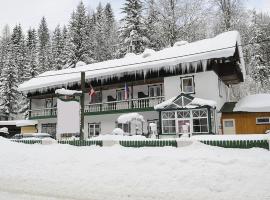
88 123 101 138
162 111 176 134
41 123 56 138
161 108 212 135
117 123 130 133
192 109 208 133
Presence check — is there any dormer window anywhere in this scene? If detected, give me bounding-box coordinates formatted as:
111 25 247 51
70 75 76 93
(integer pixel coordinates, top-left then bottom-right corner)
181 76 195 94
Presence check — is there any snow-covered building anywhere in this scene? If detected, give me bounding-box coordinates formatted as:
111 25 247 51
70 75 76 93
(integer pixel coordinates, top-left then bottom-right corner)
221 94 270 134
18 31 245 138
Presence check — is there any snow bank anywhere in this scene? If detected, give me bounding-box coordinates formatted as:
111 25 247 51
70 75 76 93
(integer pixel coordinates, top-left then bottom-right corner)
234 93 270 112
18 31 244 93
117 112 145 124
111 128 124 135
0 137 270 200
55 88 82 96
173 40 189 47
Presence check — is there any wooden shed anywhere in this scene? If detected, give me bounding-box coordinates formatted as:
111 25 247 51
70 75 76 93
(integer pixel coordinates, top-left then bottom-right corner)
221 94 270 135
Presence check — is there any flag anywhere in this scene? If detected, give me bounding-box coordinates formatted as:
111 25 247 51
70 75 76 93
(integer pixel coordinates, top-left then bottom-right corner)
89 85 96 102
124 83 129 100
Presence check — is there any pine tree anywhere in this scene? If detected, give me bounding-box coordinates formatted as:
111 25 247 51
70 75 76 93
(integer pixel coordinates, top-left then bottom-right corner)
103 3 118 59
144 0 164 50
25 28 38 78
10 24 26 83
68 1 91 67
38 17 51 72
93 3 108 62
51 25 65 70
0 37 19 119
119 0 149 56
61 26 71 68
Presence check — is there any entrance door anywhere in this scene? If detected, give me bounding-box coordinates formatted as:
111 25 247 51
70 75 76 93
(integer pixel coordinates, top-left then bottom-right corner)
222 119 236 134
178 120 191 135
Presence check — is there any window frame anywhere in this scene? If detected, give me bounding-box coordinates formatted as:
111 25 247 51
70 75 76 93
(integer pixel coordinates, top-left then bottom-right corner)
191 108 209 134
161 111 176 134
148 84 163 97
256 117 270 125
41 123 56 138
180 76 195 94
88 122 101 138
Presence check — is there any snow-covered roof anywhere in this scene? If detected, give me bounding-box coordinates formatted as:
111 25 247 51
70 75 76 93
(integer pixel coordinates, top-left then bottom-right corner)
233 94 270 112
154 94 216 110
117 113 145 124
18 31 244 93
0 120 38 127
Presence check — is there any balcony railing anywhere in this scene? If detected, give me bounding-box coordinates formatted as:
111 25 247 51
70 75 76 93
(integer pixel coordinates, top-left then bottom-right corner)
84 96 164 113
29 96 164 118
29 107 57 118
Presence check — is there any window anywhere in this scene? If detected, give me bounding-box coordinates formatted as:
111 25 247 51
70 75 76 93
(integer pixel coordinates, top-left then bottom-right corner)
41 123 56 138
224 120 234 127
90 91 102 104
116 89 126 101
45 98 53 108
117 123 130 133
192 109 208 133
256 117 270 125
88 123 101 138
149 85 162 97
162 111 176 134
218 79 223 97
181 77 194 94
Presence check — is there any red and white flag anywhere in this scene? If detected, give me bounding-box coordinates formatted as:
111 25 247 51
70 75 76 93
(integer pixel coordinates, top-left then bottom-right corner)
89 85 96 102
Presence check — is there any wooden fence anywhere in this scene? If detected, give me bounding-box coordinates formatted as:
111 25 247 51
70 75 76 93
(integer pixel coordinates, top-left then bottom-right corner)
200 140 269 150
10 139 270 150
119 140 177 147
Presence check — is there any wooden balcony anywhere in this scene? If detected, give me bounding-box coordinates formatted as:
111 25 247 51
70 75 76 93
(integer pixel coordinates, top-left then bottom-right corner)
29 96 164 119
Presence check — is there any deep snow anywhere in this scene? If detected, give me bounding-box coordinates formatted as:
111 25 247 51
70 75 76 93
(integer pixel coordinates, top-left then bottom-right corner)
0 137 269 200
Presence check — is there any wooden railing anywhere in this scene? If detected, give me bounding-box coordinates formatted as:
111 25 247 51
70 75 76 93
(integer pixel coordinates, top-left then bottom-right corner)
84 96 164 113
29 96 164 118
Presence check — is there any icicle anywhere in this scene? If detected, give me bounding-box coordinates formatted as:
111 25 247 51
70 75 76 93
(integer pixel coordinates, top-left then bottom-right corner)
202 60 207 71
186 63 190 73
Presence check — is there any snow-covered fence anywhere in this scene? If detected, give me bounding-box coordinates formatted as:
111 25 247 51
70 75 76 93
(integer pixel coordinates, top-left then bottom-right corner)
57 140 103 146
10 139 42 145
119 140 177 148
193 134 270 150
200 140 269 150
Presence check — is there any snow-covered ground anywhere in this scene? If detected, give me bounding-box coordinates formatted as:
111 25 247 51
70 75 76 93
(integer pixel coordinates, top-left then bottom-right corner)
0 137 270 200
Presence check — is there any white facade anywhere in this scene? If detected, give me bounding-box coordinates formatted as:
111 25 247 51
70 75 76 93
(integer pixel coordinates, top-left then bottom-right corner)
31 71 229 138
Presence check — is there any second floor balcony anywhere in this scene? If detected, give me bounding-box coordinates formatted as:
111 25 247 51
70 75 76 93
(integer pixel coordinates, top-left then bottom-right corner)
29 96 164 119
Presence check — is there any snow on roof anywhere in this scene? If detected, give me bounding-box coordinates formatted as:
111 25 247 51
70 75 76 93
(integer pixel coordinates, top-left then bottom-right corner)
154 96 216 110
55 88 82 96
233 94 270 112
0 120 38 127
18 31 244 93
117 113 145 124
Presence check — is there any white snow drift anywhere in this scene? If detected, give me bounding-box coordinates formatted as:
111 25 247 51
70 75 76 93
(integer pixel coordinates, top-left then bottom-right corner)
0 137 270 200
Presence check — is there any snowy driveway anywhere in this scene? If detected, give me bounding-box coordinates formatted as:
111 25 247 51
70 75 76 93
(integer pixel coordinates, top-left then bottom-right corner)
0 138 269 200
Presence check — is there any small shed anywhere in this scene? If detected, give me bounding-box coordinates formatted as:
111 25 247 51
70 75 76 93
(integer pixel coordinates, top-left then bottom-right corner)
221 94 270 134
0 120 38 137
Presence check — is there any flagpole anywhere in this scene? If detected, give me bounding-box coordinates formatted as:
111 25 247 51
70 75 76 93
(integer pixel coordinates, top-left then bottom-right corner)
80 72 85 140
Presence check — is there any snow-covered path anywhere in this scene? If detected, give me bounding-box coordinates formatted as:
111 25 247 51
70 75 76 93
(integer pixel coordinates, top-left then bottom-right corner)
0 138 270 200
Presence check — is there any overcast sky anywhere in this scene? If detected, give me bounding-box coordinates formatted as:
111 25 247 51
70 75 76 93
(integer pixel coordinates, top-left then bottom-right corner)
0 0 269 33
